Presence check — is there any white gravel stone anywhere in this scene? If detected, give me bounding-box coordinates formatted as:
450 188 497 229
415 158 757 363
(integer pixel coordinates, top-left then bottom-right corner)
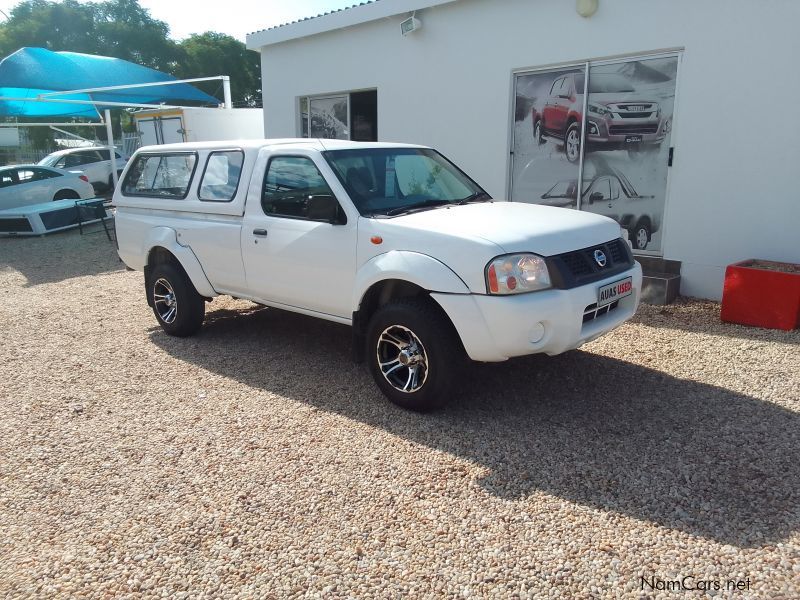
0 229 798 598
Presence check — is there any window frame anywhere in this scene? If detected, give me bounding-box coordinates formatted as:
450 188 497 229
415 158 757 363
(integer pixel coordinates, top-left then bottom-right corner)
121 151 199 200
261 154 345 224
197 149 245 203
298 89 378 142
322 147 487 217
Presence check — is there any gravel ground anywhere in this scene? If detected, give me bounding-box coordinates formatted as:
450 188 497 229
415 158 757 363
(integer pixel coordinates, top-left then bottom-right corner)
1 229 798 599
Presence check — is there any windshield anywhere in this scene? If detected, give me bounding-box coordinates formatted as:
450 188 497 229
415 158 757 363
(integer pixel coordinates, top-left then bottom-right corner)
37 155 58 167
323 148 487 216
575 73 636 94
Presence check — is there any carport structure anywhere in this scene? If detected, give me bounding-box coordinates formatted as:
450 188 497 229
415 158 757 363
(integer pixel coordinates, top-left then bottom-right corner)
0 47 229 184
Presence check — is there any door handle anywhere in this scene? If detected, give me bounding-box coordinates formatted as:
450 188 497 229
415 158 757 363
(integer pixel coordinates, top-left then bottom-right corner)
252 228 268 237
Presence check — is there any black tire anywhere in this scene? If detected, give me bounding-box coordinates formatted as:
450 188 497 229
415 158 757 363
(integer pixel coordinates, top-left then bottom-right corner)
365 297 465 412
564 121 581 163
631 219 651 250
147 262 205 337
533 119 545 145
53 189 80 201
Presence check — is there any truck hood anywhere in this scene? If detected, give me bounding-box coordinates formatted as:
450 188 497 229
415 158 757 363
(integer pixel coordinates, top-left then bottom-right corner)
362 202 622 293
387 201 620 255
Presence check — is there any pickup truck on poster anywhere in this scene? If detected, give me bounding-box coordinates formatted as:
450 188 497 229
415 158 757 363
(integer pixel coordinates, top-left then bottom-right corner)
114 139 642 411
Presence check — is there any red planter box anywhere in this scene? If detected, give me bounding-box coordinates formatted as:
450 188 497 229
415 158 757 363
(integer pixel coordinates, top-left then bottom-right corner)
721 260 800 330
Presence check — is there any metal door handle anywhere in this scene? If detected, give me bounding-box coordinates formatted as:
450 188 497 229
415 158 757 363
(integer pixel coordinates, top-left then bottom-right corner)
253 228 268 237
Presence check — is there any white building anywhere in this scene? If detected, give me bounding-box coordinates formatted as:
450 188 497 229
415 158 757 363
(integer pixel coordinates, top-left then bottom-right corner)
247 0 800 300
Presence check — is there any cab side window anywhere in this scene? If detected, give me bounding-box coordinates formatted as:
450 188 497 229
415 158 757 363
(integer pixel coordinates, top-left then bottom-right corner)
121 153 197 199
199 150 244 202
262 156 342 222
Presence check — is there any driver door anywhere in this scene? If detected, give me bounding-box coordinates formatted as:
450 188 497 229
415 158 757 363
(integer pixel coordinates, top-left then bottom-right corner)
240 151 357 319
584 177 616 219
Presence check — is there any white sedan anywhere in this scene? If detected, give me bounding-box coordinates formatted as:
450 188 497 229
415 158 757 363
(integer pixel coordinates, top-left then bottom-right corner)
38 147 128 193
0 165 96 210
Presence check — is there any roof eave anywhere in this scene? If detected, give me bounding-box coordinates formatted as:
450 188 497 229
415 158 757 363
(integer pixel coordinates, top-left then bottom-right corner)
246 0 460 50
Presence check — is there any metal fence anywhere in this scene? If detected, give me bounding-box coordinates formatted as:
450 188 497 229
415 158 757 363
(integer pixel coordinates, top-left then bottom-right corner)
122 133 140 158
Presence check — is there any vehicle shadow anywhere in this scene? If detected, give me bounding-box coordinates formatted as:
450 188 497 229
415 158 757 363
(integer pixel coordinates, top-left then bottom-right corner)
0 227 123 287
150 305 800 549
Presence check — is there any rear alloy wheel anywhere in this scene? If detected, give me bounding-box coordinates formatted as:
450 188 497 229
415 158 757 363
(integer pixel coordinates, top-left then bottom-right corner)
147 262 205 336
366 298 464 411
534 120 545 145
631 220 651 250
564 121 581 163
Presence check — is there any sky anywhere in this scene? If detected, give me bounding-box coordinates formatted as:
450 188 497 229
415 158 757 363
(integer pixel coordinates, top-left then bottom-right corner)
0 0 362 42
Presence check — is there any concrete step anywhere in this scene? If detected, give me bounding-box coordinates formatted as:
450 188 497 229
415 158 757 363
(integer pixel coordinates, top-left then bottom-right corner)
642 271 681 305
635 255 682 275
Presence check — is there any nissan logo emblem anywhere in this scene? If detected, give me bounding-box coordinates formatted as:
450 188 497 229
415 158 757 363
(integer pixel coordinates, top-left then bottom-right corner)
593 249 607 267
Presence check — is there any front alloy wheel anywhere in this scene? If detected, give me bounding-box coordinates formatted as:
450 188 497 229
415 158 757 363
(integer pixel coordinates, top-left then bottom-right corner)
377 325 429 393
366 298 464 411
565 122 581 163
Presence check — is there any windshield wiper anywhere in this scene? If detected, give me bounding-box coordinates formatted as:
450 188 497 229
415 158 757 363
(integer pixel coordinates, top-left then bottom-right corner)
383 199 452 216
455 191 492 205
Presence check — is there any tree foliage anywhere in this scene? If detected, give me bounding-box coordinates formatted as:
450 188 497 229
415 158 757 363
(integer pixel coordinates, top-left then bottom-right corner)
176 32 261 107
0 0 261 105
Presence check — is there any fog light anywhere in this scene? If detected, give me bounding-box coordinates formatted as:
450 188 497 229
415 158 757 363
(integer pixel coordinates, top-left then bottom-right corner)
529 322 545 344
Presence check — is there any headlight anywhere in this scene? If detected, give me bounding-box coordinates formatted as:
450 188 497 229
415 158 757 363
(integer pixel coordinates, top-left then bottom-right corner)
485 253 551 295
588 103 610 117
662 117 672 134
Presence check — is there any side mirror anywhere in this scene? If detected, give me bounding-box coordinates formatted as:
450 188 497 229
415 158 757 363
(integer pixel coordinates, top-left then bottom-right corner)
588 191 604 205
307 194 346 224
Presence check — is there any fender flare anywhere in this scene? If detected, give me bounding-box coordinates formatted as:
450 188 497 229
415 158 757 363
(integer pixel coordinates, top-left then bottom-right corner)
143 227 217 298
352 250 470 313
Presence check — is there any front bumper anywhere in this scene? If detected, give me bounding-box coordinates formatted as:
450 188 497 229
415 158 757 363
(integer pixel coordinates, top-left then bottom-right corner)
432 262 642 362
586 117 666 144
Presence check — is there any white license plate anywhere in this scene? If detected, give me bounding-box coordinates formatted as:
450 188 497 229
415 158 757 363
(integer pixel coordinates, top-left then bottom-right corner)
625 135 643 143
598 277 633 307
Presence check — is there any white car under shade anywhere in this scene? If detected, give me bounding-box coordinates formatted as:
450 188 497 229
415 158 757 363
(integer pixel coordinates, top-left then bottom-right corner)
0 165 95 210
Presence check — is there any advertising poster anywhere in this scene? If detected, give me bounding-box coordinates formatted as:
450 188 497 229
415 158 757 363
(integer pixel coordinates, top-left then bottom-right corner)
309 96 349 140
511 56 678 254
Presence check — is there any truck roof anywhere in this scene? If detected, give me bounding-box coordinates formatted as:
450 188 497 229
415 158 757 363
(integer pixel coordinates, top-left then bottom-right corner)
136 139 429 153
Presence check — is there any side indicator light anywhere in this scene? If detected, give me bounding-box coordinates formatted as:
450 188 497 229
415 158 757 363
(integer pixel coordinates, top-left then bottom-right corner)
370 236 383 245
487 264 498 293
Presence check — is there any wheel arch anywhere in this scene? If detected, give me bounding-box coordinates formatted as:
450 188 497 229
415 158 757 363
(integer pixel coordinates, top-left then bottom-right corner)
353 251 469 315
635 214 652 233
142 227 216 302
350 251 470 361
53 188 80 200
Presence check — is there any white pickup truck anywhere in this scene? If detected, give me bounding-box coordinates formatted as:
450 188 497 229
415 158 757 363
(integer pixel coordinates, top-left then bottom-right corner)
114 139 641 411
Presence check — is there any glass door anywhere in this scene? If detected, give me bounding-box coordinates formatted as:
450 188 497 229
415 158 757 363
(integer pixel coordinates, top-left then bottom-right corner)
510 66 586 208
580 55 678 253
510 53 680 256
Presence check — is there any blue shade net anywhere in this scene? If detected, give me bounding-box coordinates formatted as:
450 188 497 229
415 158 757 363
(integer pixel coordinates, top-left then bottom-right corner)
0 47 220 119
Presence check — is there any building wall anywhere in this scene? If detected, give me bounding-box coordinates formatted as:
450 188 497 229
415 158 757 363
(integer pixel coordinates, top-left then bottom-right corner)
257 0 800 299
